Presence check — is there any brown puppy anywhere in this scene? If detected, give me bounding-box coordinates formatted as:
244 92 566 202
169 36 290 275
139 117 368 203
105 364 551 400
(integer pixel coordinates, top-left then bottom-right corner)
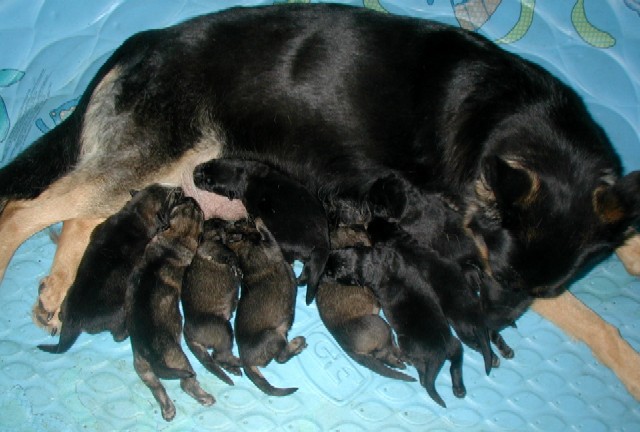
226 219 307 397
317 225 414 382
38 185 182 353
182 218 242 386
326 239 467 408
126 197 213 421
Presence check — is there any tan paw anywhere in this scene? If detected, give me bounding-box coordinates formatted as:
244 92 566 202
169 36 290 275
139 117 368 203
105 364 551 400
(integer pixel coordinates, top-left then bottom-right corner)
616 233 640 276
32 273 69 335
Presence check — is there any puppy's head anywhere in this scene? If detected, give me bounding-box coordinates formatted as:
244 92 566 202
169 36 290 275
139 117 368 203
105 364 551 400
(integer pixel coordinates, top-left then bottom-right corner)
324 247 368 286
193 158 257 199
127 184 184 235
163 197 204 242
467 151 640 298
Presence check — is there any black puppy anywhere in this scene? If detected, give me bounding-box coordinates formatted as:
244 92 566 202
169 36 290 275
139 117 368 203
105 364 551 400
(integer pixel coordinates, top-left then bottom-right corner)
182 218 242 386
326 241 466 408
368 176 497 371
317 225 414 382
193 158 329 304
38 185 182 354
126 198 213 421
226 218 307 397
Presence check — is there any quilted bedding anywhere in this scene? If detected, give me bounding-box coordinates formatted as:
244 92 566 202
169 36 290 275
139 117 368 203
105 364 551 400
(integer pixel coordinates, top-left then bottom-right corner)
0 1 638 430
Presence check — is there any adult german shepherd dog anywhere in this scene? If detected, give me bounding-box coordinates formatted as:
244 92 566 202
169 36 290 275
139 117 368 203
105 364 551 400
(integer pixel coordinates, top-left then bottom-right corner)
0 4 639 398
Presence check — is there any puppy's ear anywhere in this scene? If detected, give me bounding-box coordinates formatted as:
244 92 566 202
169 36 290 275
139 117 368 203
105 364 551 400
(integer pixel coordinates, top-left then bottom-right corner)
481 156 539 210
593 170 640 226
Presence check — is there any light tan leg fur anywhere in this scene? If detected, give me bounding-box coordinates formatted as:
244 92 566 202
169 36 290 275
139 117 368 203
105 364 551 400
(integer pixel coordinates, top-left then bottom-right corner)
616 232 640 276
532 291 640 400
33 218 104 335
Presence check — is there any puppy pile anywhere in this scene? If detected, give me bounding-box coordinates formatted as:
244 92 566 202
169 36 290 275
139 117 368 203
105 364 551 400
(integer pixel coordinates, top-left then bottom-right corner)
39 158 523 421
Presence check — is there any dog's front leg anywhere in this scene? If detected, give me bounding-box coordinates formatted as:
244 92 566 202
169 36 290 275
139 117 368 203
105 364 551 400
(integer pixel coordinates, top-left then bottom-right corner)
616 232 640 276
532 291 640 400
33 218 104 335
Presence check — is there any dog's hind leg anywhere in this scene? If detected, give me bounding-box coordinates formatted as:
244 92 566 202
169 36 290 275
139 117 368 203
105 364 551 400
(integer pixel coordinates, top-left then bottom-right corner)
180 376 215 406
133 352 176 421
533 291 640 401
616 232 640 276
33 218 104 334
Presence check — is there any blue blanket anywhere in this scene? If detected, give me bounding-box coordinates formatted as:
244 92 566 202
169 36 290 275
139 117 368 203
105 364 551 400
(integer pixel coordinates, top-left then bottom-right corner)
0 1 638 430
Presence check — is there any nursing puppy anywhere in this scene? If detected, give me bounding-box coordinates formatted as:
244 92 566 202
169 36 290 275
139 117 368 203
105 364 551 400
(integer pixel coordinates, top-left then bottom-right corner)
326 242 466 408
368 177 496 372
194 158 329 304
1 3 640 397
38 185 181 353
127 198 213 421
182 218 242 386
226 219 307 396
317 225 415 382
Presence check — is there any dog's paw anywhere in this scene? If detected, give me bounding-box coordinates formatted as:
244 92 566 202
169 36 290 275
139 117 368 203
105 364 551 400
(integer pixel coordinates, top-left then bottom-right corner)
32 274 69 335
616 233 640 276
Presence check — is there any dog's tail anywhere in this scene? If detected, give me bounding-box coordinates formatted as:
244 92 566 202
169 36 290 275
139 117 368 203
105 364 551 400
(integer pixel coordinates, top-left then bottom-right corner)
244 366 297 397
37 321 81 354
0 29 158 206
184 334 235 386
474 327 494 375
420 360 447 408
0 114 82 203
348 352 416 382
303 247 330 305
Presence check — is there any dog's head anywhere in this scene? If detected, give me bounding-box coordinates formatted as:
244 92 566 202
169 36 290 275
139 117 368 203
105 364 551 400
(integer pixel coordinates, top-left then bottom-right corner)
324 247 369 286
467 151 640 299
193 158 263 200
127 184 184 235
163 196 204 242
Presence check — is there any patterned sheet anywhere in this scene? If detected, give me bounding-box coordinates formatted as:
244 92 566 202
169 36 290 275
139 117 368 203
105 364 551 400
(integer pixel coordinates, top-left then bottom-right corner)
0 1 638 430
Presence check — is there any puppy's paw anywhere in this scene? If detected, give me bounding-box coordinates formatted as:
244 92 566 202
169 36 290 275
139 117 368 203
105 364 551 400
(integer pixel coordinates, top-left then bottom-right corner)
32 275 68 335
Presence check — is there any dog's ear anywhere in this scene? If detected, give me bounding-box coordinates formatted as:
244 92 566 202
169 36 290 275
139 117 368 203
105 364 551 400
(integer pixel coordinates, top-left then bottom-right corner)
481 156 539 211
593 170 640 226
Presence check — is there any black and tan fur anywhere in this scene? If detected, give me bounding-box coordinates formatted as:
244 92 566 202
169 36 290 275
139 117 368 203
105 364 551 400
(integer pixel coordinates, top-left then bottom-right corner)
126 198 213 421
226 219 307 397
182 218 242 386
317 225 415 382
0 4 639 398
194 158 330 304
38 185 182 353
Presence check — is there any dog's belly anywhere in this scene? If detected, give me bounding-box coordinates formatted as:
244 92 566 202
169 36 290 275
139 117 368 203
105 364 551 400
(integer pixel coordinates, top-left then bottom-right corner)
182 180 247 221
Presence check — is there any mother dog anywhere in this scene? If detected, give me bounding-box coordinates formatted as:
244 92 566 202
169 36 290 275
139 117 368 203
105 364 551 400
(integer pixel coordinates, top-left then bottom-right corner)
0 3 638 398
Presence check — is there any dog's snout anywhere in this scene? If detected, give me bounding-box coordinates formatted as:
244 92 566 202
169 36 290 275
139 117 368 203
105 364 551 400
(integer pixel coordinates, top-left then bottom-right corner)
193 165 214 188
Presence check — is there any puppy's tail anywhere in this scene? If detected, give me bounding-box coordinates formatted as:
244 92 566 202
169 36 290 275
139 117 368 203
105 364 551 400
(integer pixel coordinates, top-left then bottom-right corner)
303 247 330 305
37 322 81 354
244 366 297 397
349 353 416 382
474 327 494 375
184 335 235 386
417 355 447 408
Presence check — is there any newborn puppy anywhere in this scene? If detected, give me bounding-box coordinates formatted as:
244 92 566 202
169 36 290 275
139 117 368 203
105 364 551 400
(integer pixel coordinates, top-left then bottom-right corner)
182 218 242 386
326 242 466 408
226 218 307 396
126 198 213 421
38 185 182 354
317 225 414 382
368 175 501 371
193 158 329 304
